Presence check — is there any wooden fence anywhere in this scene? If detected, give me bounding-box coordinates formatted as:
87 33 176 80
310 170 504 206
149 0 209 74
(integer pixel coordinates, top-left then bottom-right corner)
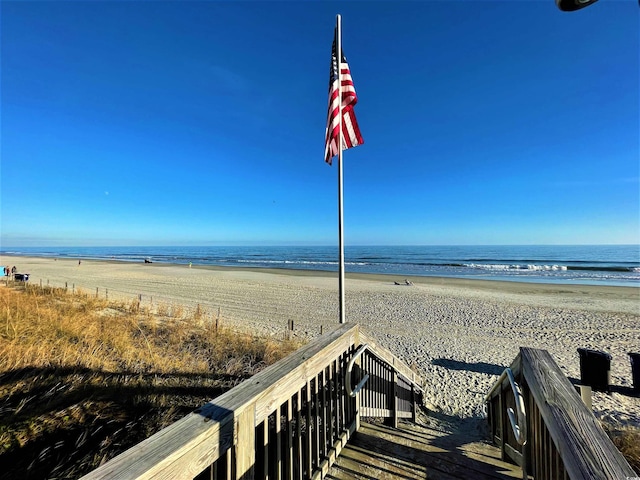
486 347 636 480
81 323 424 480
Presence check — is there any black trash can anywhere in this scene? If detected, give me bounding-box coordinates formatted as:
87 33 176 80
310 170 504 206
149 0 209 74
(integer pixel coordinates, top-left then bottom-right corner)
577 348 612 392
629 352 640 392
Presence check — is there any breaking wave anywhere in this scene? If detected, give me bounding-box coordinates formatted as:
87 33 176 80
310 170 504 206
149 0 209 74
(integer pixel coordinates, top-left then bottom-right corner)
464 263 568 271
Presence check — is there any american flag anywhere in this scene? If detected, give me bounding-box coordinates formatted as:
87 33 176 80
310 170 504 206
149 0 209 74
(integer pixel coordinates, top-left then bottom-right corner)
324 29 363 165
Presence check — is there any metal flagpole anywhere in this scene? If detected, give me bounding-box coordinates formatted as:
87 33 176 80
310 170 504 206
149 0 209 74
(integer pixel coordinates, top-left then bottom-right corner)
336 14 346 324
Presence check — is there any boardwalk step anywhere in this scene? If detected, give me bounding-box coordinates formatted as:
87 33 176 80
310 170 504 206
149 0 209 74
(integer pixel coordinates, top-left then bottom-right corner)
327 421 523 480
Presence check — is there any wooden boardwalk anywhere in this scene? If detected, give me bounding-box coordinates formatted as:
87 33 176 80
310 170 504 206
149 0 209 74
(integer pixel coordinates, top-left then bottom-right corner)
327 420 524 480
80 325 636 480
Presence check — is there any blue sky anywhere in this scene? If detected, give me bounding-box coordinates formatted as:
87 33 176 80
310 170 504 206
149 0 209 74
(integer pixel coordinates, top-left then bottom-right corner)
1 0 638 247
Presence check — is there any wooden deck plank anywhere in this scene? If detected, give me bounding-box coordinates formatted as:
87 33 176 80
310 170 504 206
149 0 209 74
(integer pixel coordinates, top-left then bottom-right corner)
328 421 523 480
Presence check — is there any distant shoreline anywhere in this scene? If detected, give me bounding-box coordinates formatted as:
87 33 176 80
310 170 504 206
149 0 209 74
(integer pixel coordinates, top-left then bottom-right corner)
2 254 639 302
3 251 639 290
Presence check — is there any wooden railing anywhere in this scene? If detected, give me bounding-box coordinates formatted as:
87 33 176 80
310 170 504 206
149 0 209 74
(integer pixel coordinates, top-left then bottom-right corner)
357 331 423 427
486 347 636 480
81 323 424 480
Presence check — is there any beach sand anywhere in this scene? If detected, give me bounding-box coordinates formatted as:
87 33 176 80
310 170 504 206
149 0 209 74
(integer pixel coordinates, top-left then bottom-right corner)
3 255 639 428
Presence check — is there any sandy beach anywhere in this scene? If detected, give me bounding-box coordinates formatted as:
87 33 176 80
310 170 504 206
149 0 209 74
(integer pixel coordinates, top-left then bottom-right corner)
3 255 639 428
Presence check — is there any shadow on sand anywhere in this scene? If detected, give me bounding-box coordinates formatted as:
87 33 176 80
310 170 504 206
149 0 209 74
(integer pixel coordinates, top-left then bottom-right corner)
431 358 504 376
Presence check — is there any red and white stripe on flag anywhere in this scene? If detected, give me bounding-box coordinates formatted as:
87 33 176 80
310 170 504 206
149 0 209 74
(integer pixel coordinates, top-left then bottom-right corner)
324 30 363 165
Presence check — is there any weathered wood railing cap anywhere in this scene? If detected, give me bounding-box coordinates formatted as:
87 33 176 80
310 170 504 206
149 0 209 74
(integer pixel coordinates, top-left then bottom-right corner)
510 347 635 479
81 323 425 480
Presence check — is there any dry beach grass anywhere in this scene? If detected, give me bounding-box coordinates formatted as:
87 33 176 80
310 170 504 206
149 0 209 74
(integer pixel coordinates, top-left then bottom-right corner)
0 283 301 478
1 255 639 474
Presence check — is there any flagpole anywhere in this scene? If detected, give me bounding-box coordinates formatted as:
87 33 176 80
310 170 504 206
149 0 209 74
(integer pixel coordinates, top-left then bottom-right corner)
336 14 346 324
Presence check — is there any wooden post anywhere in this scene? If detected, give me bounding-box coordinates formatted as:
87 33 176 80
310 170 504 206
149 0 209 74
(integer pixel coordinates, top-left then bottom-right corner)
106 289 108 300
577 385 592 410
518 370 529 480
327 365 334 446
390 370 399 428
411 384 417 423
498 389 506 461
285 399 293 479
96 287 99 298
72 284 75 294
319 369 327 461
287 319 294 340
305 380 313 479
226 449 232 479
353 334 362 432
235 406 255 479
65 282 68 292
330 361 337 443
275 404 282 480
262 417 269 479
295 391 303 479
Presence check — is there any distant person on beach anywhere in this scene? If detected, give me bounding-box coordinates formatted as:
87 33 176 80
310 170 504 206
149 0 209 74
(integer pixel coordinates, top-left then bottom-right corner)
78 260 81 266
189 262 192 268
11 266 16 274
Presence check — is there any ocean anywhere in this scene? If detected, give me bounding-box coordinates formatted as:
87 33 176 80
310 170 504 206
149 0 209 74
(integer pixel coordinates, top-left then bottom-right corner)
2 245 639 287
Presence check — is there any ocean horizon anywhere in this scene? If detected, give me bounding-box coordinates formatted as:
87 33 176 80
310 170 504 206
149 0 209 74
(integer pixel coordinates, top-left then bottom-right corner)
2 245 639 287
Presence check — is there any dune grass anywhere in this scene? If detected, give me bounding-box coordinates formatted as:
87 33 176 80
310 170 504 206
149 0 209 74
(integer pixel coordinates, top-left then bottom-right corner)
0 284 302 479
603 424 640 473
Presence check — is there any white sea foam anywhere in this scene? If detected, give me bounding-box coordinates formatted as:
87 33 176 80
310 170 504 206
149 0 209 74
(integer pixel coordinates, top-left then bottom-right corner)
464 263 568 271
527 264 568 271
